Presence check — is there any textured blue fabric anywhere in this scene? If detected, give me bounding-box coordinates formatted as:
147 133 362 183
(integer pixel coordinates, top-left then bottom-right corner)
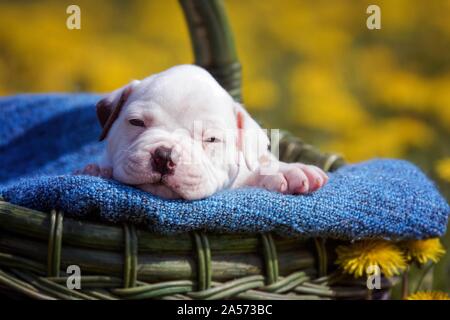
0 94 449 239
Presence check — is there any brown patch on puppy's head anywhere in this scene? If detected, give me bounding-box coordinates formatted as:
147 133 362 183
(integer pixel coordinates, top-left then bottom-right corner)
97 86 133 141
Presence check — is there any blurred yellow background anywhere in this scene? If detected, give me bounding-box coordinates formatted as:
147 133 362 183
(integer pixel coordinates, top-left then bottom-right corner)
0 0 449 291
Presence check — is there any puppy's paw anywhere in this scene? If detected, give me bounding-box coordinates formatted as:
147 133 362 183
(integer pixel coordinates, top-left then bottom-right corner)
259 163 328 194
282 163 328 194
74 164 112 179
259 173 289 193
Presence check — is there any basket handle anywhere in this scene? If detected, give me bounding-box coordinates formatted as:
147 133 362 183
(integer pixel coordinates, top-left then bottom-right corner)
179 0 242 102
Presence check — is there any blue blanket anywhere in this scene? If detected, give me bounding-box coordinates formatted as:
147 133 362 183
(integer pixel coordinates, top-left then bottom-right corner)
1 94 449 239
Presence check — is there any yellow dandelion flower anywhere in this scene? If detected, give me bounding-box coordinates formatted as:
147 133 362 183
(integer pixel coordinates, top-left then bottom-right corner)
435 158 450 183
335 240 407 278
402 238 446 265
407 291 450 300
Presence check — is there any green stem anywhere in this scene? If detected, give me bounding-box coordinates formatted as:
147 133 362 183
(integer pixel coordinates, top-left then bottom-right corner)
401 265 410 299
414 262 434 293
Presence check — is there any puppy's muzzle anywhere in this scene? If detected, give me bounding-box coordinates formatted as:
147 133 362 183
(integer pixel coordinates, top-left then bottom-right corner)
151 146 175 175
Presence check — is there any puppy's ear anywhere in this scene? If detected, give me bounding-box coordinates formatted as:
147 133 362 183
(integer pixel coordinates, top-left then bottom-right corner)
97 80 140 141
234 103 270 171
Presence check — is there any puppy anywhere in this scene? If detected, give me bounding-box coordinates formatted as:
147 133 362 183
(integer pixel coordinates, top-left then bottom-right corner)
77 65 328 200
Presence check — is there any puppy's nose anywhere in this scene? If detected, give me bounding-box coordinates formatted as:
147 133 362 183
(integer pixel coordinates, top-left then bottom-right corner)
151 146 175 175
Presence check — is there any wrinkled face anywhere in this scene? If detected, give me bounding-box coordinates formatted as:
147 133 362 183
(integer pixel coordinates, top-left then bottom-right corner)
103 66 240 200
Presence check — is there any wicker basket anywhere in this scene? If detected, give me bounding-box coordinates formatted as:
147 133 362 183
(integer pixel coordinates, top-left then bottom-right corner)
0 0 397 300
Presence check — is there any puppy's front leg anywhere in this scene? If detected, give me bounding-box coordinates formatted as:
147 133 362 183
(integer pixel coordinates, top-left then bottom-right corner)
243 162 328 194
74 163 113 179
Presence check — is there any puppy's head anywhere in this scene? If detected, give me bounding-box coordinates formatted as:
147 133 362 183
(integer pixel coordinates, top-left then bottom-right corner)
97 65 268 200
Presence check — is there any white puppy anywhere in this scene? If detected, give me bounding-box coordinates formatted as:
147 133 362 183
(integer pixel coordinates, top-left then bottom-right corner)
77 65 328 200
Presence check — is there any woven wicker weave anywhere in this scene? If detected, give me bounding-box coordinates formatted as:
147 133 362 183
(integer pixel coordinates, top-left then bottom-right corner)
0 0 395 300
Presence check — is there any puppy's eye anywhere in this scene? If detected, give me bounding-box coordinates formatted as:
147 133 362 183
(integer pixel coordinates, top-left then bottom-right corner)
129 119 145 127
204 137 220 143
